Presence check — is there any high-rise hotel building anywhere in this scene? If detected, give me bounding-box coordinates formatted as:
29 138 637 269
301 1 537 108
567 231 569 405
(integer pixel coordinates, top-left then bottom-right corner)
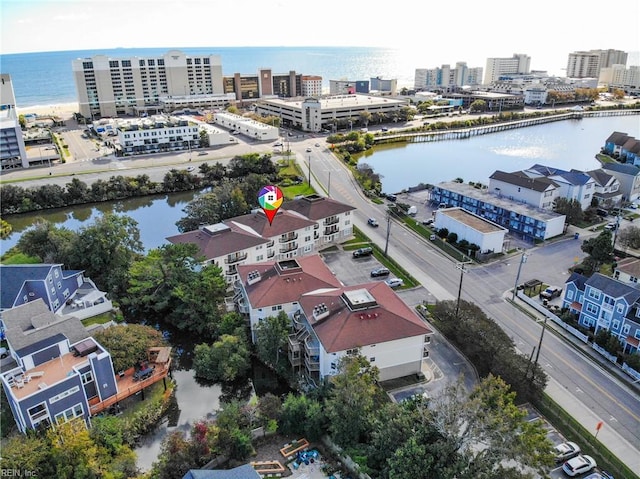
0 74 28 169
72 50 224 119
483 54 531 84
566 49 628 78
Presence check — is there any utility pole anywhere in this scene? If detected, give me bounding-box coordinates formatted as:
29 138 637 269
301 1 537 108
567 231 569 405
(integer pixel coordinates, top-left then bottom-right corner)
512 251 528 301
532 316 549 381
308 156 311 187
327 171 331 197
455 262 469 320
384 209 392 257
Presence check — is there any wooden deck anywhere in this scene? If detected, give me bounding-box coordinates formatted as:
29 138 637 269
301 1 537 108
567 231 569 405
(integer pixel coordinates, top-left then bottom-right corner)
89 349 172 415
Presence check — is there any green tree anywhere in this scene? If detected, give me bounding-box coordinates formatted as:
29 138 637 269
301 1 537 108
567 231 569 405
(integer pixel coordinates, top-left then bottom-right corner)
255 311 291 375
48 421 101 479
126 243 227 335
359 110 372 127
215 401 253 461
0 433 55 477
94 323 166 373
67 213 143 297
553 197 584 225
64 177 91 204
581 229 614 272
193 334 250 382
15 218 75 264
176 191 222 232
279 393 325 441
470 99 487 112
616 225 640 249
325 353 380 446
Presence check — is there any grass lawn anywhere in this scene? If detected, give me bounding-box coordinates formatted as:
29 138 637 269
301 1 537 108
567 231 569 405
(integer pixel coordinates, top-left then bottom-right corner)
1 250 41 264
280 183 315 199
82 311 119 328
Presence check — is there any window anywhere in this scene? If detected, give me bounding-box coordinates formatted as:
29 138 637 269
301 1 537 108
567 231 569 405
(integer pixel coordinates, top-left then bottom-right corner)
566 290 574 300
603 296 615 307
587 288 601 300
369 357 376 362
612 320 620 330
54 404 83 424
585 302 599 315
54 269 59 278
57 282 62 289
50 386 80 404
271 305 283 311
28 402 49 425
346 349 357 355
256 255 263 262
623 324 630 334
305 236 311 242
617 303 625 313
81 371 93 384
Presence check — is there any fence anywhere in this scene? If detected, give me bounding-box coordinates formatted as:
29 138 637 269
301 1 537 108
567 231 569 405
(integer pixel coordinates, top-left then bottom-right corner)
517 292 589 342
592 343 618 364
621 362 640 381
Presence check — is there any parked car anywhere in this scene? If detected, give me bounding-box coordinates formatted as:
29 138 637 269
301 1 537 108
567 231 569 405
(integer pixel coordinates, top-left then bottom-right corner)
353 247 373 258
315 143 320 147
386 194 397 202
197 151 208 156
367 218 379 227
539 286 562 300
562 455 596 477
274 142 283 147
553 441 581 463
306 148 312 152
605 223 618 231
371 267 390 278
186 166 196 172
582 472 614 479
385 278 404 288
0 347 8 359
422 218 434 225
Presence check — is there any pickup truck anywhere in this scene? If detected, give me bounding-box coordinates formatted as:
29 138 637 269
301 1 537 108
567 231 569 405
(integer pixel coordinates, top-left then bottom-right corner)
539 286 562 300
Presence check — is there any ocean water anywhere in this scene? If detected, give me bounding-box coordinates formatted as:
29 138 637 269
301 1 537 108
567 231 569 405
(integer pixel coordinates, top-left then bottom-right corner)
0 46 419 108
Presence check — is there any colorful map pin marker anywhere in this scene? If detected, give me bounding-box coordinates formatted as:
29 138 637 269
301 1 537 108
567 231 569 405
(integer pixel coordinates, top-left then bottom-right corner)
258 185 284 225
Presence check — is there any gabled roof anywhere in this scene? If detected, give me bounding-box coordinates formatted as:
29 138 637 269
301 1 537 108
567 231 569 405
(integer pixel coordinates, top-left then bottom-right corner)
622 138 640 152
552 170 593 186
615 257 640 279
601 162 640 176
2 299 88 354
237 255 342 308
227 209 316 237
606 131 631 146
585 273 640 303
489 170 557 192
182 464 260 479
525 164 568 177
281 194 355 220
299 282 431 353
586 169 617 187
565 272 588 291
0 264 76 310
166 223 268 260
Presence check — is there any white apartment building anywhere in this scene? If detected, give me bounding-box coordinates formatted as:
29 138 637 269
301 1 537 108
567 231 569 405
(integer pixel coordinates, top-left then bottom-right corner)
72 50 224 119
115 114 199 156
484 54 531 84
301 76 323 97
414 62 483 90
213 111 279 141
256 94 408 132
434 208 507 254
0 74 28 170
566 49 628 79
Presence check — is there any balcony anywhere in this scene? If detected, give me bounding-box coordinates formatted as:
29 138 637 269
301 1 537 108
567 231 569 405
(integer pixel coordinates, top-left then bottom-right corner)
314 232 320 240
304 354 320 372
267 250 275 258
323 217 339 226
279 233 298 243
225 252 248 264
324 226 339 236
266 240 275 248
279 243 298 254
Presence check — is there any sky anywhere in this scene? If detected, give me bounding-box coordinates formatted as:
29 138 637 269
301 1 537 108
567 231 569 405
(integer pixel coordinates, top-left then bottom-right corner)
1 0 639 75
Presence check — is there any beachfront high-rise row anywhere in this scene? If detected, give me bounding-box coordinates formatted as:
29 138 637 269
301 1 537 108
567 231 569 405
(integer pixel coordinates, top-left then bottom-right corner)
72 50 321 119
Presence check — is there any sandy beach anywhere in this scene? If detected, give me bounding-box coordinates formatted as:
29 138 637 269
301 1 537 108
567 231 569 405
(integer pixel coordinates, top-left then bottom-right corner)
16 102 78 120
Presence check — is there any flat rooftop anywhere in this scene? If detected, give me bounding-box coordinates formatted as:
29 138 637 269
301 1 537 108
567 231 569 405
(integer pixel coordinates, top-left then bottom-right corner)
261 94 407 110
440 208 506 233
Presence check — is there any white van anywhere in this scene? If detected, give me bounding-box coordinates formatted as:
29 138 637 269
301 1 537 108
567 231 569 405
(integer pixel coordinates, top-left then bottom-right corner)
407 206 417 216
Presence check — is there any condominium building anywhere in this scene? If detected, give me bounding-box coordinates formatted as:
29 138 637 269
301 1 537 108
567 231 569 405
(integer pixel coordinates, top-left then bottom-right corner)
414 62 483 90
484 54 531 84
599 65 640 93
566 49 628 79
0 74 28 169
300 76 323 97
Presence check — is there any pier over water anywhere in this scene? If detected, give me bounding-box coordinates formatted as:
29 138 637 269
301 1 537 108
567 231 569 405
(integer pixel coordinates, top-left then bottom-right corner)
374 110 640 145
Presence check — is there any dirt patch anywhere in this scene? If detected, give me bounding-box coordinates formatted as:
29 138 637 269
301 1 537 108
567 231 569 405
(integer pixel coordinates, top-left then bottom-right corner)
251 434 299 476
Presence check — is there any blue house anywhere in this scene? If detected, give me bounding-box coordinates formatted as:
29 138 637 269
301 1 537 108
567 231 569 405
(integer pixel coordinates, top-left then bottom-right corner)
0 264 112 320
604 131 632 157
0 300 118 432
563 272 640 355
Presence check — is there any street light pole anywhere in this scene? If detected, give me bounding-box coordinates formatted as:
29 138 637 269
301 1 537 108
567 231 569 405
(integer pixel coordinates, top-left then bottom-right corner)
328 171 331 197
308 156 311 187
532 316 549 381
512 251 528 301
